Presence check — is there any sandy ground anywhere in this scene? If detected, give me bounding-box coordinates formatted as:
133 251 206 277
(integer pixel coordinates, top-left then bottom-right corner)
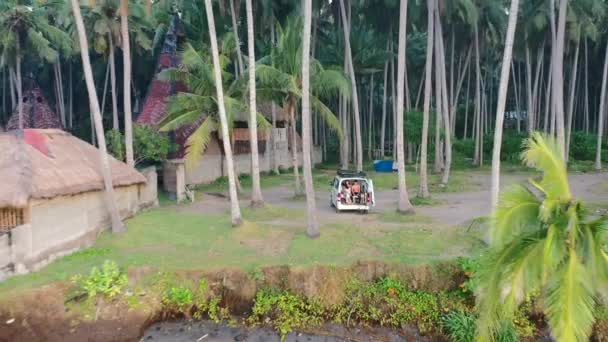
182 171 608 228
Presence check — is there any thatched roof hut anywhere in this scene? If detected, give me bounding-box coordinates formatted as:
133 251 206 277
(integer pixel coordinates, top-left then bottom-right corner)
0 129 146 209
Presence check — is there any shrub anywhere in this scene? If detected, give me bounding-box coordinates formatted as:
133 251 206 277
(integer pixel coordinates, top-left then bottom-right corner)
162 286 193 313
442 311 476 342
249 288 324 340
105 125 174 166
72 260 128 299
457 257 481 298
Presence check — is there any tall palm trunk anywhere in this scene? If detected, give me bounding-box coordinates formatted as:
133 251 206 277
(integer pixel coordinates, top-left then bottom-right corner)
339 0 363 172
229 0 244 75
552 0 567 157
245 0 264 207
395 0 414 213
121 0 134 167
289 100 302 195
473 26 482 165
435 10 451 186
204 0 242 226
381 49 389 157
490 0 520 209
566 37 580 160
270 22 279 175
108 34 119 130
70 0 124 233
15 38 23 130
368 73 374 160
595 42 608 170
301 0 320 238
418 0 435 199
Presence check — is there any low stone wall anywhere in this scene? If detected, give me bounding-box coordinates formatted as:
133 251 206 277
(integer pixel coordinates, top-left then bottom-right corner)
0 170 158 280
185 137 322 185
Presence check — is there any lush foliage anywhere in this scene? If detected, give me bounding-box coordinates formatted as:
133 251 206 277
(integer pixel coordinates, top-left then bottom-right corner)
475 132 608 341
106 125 173 165
71 260 127 299
442 311 476 342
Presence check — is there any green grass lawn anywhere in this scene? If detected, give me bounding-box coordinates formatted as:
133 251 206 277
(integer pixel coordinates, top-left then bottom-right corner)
0 204 485 297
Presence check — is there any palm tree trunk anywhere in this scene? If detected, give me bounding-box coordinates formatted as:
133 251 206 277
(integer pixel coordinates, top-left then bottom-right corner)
229 0 244 75
101 58 110 119
339 0 363 172
531 47 545 131
8 67 16 111
435 9 451 186
108 34 119 131
245 0 264 207
204 0 243 225
121 0 134 167
368 73 374 160
70 0 124 233
584 37 590 133
270 22 279 175
301 0 320 238
552 0 567 157
473 25 481 165
69 60 73 129
289 101 302 195
512 61 521 132
15 38 23 130
566 37 580 160
395 0 413 213
595 42 608 170
464 69 471 139
381 45 389 158
490 0 520 209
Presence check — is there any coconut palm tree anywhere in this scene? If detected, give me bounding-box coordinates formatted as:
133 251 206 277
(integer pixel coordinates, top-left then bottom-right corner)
0 1 71 130
301 0 319 238
244 0 264 207
70 0 124 234
476 132 608 341
256 17 347 195
490 0 520 209
418 0 435 199
338 0 363 172
203 0 242 226
120 0 134 167
395 0 414 214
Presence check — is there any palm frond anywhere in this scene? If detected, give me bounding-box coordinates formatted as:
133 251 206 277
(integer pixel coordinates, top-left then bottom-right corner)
492 184 541 245
311 67 350 100
310 95 343 139
544 251 596 342
521 131 571 200
184 116 218 171
26 27 58 62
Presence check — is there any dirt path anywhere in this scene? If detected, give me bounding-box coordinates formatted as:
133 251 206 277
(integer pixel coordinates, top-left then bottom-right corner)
181 171 608 228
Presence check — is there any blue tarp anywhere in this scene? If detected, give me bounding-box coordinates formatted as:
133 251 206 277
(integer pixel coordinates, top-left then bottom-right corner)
373 160 396 172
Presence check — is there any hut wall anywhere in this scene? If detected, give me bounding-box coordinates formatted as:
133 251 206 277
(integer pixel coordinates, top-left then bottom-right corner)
0 171 158 280
185 129 322 185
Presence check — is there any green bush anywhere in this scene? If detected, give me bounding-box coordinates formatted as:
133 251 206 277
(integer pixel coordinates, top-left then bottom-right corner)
105 125 174 166
442 311 476 342
72 260 128 299
249 288 324 340
162 286 193 313
457 257 481 298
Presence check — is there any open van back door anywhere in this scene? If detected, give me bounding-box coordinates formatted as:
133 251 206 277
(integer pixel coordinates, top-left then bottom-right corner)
369 179 375 206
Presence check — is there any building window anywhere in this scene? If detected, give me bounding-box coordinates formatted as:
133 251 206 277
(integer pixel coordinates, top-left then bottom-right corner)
0 208 27 233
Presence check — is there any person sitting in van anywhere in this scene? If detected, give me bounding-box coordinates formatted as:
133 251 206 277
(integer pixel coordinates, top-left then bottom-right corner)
351 180 361 203
342 181 352 204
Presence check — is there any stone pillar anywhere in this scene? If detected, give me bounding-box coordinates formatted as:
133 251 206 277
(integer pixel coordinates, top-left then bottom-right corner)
163 159 186 202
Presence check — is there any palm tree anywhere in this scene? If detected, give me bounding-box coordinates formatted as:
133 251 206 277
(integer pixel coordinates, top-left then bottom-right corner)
256 18 347 195
204 0 242 226
596 41 608 170
245 0 264 207
301 0 319 238
121 0 134 167
70 0 124 233
490 0 520 209
338 0 363 172
0 1 70 129
476 132 608 341
395 0 413 214
418 0 435 199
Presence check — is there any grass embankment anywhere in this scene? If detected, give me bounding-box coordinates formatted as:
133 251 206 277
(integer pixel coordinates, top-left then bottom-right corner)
0 203 485 297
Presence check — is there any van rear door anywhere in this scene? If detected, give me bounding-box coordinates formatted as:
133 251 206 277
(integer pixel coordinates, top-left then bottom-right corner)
369 179 375 206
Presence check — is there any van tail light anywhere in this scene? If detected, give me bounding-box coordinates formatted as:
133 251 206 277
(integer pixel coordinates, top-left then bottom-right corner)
367 193 372 203
337 193 342 201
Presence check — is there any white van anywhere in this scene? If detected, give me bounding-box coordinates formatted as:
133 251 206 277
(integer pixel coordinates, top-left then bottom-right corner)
330 170 375 213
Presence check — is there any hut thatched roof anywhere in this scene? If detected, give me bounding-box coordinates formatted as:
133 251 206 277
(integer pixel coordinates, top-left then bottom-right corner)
0 129 146 208
6 85 63 131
